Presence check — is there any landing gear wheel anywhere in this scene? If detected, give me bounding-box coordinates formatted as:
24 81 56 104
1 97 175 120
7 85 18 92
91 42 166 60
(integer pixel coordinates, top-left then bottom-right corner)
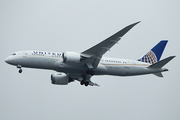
80 80 85 85
19 69 22 73
80 80 89 86
85 81 89 86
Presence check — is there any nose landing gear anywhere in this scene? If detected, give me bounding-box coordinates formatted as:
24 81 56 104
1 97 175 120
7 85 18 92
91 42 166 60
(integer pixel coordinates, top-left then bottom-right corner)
17 65 22 73
19 69 22 73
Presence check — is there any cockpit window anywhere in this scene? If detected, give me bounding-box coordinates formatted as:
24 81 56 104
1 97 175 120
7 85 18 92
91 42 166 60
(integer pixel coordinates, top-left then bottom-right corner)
12 53 16 55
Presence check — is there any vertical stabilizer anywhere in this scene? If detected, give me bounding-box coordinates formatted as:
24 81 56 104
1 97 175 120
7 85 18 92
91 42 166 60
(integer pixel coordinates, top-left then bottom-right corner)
138 40 168 64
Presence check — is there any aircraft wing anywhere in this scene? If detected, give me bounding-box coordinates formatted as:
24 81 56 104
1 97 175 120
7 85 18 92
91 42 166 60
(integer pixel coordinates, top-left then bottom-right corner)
81 21 140 68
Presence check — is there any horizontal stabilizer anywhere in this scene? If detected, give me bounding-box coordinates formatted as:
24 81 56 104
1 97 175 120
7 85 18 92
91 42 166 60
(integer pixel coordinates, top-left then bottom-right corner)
149 56 175 68
153 72 163 77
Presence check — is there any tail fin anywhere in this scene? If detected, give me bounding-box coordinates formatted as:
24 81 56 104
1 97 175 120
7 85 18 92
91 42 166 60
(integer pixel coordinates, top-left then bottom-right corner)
138 40 168 64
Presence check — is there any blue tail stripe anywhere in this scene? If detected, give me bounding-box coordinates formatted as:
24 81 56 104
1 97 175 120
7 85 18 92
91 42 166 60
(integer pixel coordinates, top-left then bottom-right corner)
151 40 168 61
138 40 168 64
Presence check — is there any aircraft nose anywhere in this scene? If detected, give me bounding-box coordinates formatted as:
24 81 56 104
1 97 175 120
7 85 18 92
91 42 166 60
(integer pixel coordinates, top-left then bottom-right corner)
5 56 18 65
5 57 10 63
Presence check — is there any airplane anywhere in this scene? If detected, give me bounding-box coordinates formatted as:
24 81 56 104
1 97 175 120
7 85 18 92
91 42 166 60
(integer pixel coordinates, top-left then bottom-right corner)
5 21 175 86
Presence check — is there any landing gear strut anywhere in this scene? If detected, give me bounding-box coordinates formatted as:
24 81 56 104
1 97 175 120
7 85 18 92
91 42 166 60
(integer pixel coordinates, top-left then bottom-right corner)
80 63 94 87
85 63 95 76
86 69 95 76
17 65 22 73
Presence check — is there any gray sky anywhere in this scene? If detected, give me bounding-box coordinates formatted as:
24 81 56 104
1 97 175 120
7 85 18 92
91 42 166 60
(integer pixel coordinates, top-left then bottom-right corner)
1 0 180 120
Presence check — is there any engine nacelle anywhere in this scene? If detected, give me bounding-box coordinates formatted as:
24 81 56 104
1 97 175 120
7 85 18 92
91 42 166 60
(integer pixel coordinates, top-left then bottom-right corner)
62 52 81 63
51 73 69 85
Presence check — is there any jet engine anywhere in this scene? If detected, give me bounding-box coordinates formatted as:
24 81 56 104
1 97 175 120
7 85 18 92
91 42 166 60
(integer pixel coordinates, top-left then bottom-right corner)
62 52 81 63
51 73 70 85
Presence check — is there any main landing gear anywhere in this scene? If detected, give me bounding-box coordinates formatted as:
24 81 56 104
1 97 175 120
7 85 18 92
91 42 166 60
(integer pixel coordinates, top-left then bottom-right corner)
80 80 89 86
80 63 95 87
85 63 95 76
80 70 95 87
86 69 95 76
17 65 22 73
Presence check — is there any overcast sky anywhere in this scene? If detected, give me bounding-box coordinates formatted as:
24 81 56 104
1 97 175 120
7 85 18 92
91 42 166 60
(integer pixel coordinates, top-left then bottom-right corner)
1 0 180 120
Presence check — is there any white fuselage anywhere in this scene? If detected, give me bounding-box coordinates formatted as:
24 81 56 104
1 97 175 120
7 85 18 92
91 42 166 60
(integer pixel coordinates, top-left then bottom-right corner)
5 51 166 77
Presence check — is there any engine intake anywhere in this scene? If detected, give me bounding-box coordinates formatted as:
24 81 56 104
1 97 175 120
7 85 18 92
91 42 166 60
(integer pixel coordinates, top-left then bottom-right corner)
51 73 70 85
62 52 81 63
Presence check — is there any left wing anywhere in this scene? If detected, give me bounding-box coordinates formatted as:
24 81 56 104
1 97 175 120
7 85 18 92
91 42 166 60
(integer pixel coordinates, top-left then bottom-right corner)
69 22 140 86
81 21 140 68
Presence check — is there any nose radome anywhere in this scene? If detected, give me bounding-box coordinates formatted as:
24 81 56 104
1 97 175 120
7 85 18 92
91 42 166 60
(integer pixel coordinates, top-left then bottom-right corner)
5 56 17 66
5 57 9 63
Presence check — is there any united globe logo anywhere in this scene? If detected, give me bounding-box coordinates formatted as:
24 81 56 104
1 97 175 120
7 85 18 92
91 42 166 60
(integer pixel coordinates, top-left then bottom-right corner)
138 51 157 64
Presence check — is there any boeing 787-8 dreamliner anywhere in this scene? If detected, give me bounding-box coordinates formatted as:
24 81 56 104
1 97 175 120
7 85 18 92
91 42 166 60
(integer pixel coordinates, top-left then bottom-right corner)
5 22 175 86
